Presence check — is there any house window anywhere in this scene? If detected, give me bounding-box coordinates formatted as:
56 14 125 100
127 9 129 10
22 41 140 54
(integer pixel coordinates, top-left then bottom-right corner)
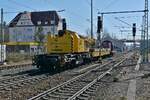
37 21 41 25
44 27 47 31
51 20 55 25
45 21 48 24
13 29 16 32
27 28 32 32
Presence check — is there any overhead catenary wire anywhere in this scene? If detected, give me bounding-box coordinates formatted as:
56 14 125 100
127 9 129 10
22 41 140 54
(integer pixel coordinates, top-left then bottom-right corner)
7 0 37 11
116 16 141 19
114 17 132 26
101 0 120 11
45 0 98 36
85 0 97 11
3 0 97 36
0 3 19 11
36 0 97 32
66 10 97 28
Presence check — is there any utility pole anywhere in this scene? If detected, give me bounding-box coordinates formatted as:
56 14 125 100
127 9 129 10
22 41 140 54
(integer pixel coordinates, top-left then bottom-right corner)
132 23 136 59
141 16 145 61
0 8 2 42
0 8 4 63
144 0 149 62
97 16 102 63
53 11 55 35
91 0 93 39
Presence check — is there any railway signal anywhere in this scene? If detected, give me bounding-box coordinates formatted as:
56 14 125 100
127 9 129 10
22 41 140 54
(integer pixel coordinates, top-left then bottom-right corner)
97 16 103 63
62 18 67 30
132 23 136 37
132 23 136 59
97 16 102 33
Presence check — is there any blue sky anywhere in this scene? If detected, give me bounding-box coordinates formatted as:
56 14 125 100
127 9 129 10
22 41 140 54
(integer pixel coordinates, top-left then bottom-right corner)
0 0 148 39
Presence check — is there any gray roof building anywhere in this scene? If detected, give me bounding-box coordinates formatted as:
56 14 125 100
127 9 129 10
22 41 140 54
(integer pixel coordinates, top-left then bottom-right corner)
9 11 60 27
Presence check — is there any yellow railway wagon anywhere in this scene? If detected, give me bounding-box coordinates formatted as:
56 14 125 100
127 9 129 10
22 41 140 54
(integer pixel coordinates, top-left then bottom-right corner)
47 30 89 54
33 30 112 72
91 48 111 57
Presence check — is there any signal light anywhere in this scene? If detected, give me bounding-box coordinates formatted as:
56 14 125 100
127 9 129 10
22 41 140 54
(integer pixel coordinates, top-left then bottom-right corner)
132 23 136 37
97 16 102 33
62 18 67 30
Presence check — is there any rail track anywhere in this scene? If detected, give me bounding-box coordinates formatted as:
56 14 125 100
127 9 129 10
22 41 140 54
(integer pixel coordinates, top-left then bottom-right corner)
0 63 32 70
0 63 36 77
0 60 110 92
0 52 132 100
28 53 132 100
0 59 113 92
0 53 123 91
0 54 115 75
0 74 49 91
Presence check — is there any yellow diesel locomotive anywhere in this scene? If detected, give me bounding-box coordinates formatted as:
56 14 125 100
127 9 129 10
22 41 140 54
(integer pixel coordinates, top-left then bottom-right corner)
32 29 112 72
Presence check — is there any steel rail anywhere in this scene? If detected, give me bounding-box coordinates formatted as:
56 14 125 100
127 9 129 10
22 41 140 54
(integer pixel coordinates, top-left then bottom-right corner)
28 60 115 100
0 63 32 70
28 53 129 100
68 58 126 100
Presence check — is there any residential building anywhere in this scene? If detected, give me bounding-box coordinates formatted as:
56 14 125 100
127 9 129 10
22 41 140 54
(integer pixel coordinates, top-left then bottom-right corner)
9 11 62 42
0 22 9 42
7 11 62 53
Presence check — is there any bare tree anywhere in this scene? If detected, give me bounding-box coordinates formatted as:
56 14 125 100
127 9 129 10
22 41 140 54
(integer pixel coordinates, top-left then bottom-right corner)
34 26 45 54
85 28 91 38
102 28 109 39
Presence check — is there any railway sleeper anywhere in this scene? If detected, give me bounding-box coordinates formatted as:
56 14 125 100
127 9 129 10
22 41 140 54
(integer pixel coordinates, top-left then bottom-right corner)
65 84 85 88
13 83 24 87
21 82 29 85
0 83 5 86
26 81 37 84
79 93 90 98
71 83 86 87
2 81 12 84
58 89 76 94
16 84 24 87
3 87 12 91
86 88 95 93
40 96 49 100
76 96 89 100
89 85 99 90
76 80 90 84
80 79 94 83
84 90 95 96
60 87 80 92
45 93 69 99
51 91 74 96
67 86 83 90
0 87 4 90
63 86 81 91
80 80 91 83
93 83 100 87
10 85 19 89
67 82 81 86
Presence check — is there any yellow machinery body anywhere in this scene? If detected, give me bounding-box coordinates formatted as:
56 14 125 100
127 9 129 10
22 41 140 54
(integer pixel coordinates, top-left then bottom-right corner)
91 48 111 57
47 30 89 54
33 30 112 71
